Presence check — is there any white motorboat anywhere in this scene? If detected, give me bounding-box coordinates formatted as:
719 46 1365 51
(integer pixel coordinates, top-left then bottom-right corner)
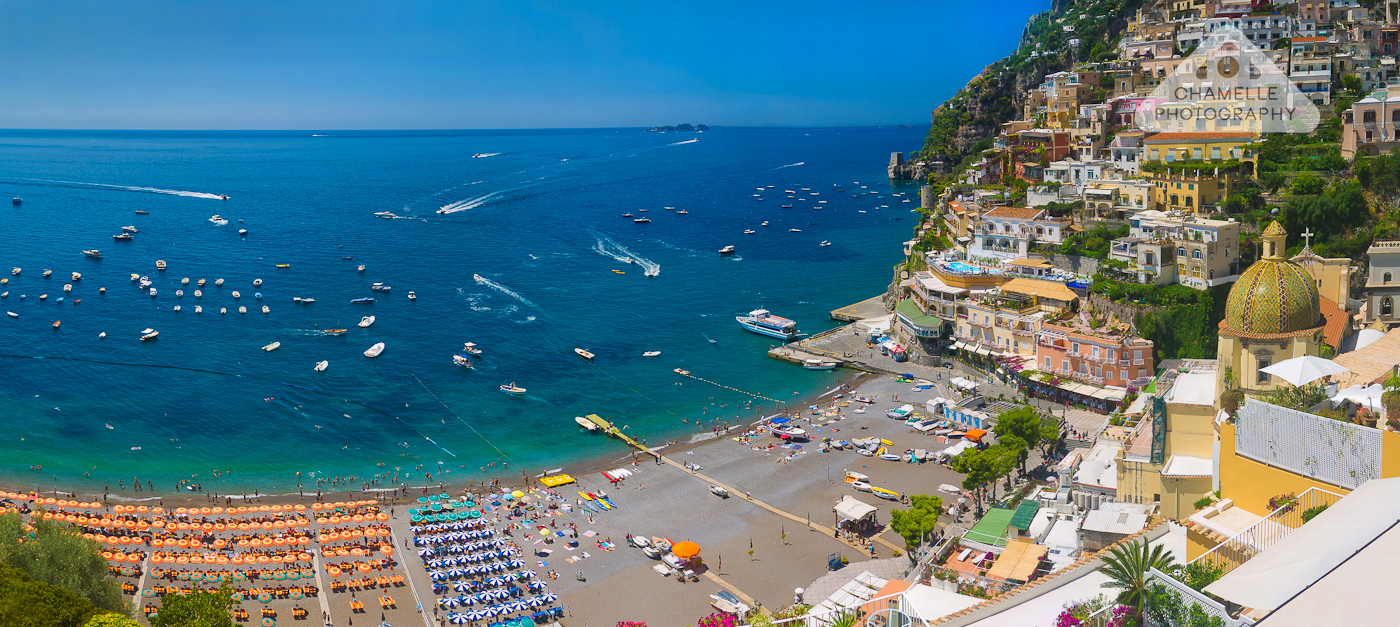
215 278 224 286
194 290 202 298
156 260 166 270
71 272 82 281
574 348 594 360
122 226 138 233
370 283 391 291
314 360 328 372
462 342 482 356
803 358 838 371
718 245 736 255
10 268 18 275
232 291 241 299
181 277 189 285
642 351 661 357
141 330 158 341
5 312 15 318
63 284 72 292
173 305 180 311
761 221 769 226
208 215 226 225
194 306 202 313
736 309 800 340
261 306 269 314
176 290 183 298
364 342 385 358
149 288 157 297
198 278 206 287
453 353 473 368
238 306 246 314
358 316 375 328
789 228 802 232
744 229 755 234
253 278 262 287
500 382 526 394
374 211 396 219
263 342 280 352
99 331 106 338
220 307 226 314
300 298 314 304
575 416 598 432
357 265 365 272
239 228 248 236
407 291 416 301
819 241 832 247
42 269 52 278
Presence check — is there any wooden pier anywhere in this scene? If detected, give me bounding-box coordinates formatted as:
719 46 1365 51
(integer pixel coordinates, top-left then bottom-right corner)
585 413 648 452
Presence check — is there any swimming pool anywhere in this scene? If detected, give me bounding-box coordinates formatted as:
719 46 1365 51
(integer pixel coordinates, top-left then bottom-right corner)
945 261 1000 275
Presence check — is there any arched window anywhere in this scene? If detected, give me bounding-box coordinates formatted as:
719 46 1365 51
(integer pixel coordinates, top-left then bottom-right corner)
1177 247 1187 258
1193 249 1203 259
1209 270 1215 279
1385 272 1393 284
1384 297 1394 317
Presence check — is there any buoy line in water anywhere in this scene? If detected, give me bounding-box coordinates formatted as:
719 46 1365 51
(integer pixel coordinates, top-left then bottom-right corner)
0 353 457 459
411 374 513 467
675 370 784 404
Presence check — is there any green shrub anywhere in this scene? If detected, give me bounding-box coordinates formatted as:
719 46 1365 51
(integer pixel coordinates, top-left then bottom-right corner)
1192 495 1214 510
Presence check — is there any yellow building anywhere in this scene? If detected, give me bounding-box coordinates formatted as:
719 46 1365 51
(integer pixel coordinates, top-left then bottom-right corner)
1142 131 1259 175
1115 365 1219 519
1215 222 1326 400
1143 170 1235 215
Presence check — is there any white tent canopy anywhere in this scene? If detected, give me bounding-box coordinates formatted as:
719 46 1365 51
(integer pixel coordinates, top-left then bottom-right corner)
949 377 979 391
856 313 894 335
833 496 879 523
1331 383 1385 412
938 440 976 459
1260 355 1349 386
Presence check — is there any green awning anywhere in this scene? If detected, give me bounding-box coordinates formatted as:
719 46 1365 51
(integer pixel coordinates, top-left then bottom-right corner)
896 299 943 331
1008 498 1041 531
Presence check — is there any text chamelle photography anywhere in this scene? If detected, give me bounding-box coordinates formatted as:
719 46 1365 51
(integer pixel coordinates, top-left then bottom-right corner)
0 1 1397 626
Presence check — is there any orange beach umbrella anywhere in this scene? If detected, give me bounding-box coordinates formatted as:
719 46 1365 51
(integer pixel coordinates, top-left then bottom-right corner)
671 541 701 559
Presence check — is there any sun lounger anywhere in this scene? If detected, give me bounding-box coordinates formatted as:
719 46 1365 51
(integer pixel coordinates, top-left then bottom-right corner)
957 548 972 562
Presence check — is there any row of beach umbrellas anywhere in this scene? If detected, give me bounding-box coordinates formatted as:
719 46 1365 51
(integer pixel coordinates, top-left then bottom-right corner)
440 592 558 611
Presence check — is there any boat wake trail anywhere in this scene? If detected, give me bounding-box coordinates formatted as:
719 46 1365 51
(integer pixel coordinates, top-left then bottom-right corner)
591 232 660 277
437 181 540 214
472 274 538 308
473 152 502 158
15 178 226 199
772 162 805 170
668 138 699 146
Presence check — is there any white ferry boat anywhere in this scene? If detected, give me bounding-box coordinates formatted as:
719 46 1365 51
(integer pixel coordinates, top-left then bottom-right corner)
735 308 800 340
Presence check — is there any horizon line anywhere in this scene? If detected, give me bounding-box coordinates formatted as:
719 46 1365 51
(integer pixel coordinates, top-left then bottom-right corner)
0 124 931 134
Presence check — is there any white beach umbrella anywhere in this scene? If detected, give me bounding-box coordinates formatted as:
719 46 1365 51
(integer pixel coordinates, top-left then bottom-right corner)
527 596 546 607
429 570 447 580
1260 355 1350 386
448 613 469 624
541 593 558 603
438 597 458 607
520 570 536 579
527 580 546 591
452 581 470 592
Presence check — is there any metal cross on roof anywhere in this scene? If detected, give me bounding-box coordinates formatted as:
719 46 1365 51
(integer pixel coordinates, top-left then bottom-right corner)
1301 228 1314 250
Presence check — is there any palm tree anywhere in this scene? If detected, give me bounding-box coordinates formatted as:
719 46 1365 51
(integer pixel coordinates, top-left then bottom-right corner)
1099 538 1178 618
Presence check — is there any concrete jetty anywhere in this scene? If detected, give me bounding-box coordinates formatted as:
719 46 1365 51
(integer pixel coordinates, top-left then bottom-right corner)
828 294 887 321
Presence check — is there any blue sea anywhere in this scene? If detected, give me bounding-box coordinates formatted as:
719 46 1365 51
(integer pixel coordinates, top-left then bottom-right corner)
0 127 924 496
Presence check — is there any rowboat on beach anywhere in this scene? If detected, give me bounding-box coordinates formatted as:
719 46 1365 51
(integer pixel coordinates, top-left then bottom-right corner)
708 485 729 498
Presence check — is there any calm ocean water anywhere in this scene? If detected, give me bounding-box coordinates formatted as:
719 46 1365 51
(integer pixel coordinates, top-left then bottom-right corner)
0 127 923 495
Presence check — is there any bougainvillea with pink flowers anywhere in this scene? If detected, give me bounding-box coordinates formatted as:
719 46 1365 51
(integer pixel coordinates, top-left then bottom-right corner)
698 613 739 627
617 622 648 627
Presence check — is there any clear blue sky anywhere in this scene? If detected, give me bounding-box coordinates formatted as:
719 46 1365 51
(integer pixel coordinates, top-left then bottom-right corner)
0 0 1048 129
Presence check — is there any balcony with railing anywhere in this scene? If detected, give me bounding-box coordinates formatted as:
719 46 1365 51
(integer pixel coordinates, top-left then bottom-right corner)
1190 487 1347 577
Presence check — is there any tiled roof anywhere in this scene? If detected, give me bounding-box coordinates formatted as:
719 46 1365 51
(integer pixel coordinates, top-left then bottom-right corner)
984 207 1045 220
1319 296 1349 349
1001 277 1079 303
1144 131 1256 143
1262 220 1287 237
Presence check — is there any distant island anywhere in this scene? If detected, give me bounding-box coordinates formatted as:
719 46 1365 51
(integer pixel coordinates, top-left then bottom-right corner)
646 123 708 132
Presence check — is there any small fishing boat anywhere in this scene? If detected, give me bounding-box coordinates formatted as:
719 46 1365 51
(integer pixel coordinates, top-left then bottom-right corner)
122 226 138 233
52 320 60 328
239 229 248 236
253 278 262 287
39 294 47 301
5 312 14 318
374 211 396 218
500 382 526 395
719 245 736 255
709 485 729 498
407 291 416 301
99 331 106 338
181 277 189 285
314 360 328 372
231 291 241 299
804 359 838 371
141 330 158 341
358 316 375 328
42 269 52 278
83 250 101 259
261 305 269 314
63 284 72 292
575 416 598 432
238 306 246 314
633 218 650 223
172 304 179 311
453 354 473 368
176 290 183 297
300 297 315 304
276 264 289 268
198 278 206 287
98 287 104 294
254 292 262 299
9 268 17 275
622 213 634 218
462 342 482 356
364 342 385 358
56 296 64 303
643 351 661 357
370 283 391 291
194 306 202 313
789 228 802 232
194 290 202 298
135 210 148 214
155 260 166 270
357 265 365 272
744 229 755 234
215 278 224 286
113 233 133 241
819 241 831 247
574 348 594 360
351 297 374 304
263 342 280 352
220 308 227 314
677 209 688 214
323 328 347 335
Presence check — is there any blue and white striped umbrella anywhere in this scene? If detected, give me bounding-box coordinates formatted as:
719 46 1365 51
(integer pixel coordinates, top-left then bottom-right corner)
452 581 470 592
410 526 425 533
520 570 537 579
418 548 435 556
476 592 494 603
541 593 558 603
492 589 511 600
438 597 459 607
448 613 469 624
527 581 545 590
507 559 524 568
465 609 490 620
447 568 466 578
460 595 476 606
429 570 447 581
507 600 529 612
527 596 547 608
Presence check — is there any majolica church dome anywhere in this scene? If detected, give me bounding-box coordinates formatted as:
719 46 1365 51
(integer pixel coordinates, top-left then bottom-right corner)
1223 221 1323 336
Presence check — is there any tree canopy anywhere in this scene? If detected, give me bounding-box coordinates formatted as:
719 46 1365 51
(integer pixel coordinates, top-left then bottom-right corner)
85 614 142 627
951 443 1019 495
149 584 235 627
889 495 944 550
1100 538 1179 619
0 563 103 627
0 511 124 612
993 407 1046 454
